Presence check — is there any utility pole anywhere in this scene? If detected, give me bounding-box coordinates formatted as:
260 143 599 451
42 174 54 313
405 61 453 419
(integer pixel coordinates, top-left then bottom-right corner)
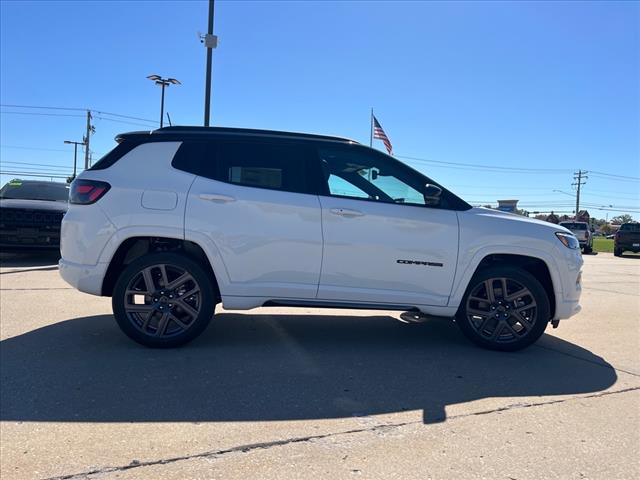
83 110 94 170
572 170 588 219
203 0 217 126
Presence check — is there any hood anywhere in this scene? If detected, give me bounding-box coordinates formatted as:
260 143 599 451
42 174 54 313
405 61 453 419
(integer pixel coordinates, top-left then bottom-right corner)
0 198 69 212
467 207 573 234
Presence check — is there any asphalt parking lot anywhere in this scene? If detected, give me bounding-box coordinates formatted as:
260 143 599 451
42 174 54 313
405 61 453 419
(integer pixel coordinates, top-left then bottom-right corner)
0 252 638 479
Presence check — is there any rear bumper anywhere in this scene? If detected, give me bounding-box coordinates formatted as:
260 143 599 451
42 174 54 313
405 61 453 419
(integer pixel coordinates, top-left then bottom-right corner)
59 259 107 296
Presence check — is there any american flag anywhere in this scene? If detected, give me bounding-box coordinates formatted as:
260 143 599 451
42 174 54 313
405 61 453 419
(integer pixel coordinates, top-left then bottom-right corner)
373 115 393 155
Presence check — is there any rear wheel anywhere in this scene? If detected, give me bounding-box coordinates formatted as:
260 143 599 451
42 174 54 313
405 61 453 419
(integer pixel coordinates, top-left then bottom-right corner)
583 245 592 254
456 266 550 351
614 248 622 257
112 252 216 347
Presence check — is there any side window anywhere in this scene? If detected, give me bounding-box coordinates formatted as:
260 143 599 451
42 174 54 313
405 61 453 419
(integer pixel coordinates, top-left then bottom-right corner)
171 141 214 177
327 174 369 199
318 146 435 207
217 141 311 194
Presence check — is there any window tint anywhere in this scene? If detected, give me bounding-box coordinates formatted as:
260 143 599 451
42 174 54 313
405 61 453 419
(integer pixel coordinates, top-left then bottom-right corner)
0 181 69 202
327 174 369 199
171 141 213 177
218 141 311 194
318 146 434 207
89 140 141 170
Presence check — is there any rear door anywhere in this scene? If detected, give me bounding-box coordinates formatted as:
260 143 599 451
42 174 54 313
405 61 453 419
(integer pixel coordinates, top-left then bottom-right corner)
313 144 460 307
181 137 323 299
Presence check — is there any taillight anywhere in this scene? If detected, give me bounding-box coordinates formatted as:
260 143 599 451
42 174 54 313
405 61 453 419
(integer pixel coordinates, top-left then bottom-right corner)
69 179 111 204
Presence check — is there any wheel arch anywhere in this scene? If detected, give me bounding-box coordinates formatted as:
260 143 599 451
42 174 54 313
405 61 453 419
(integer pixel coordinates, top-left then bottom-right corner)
101 236 221 300
450 250 558 319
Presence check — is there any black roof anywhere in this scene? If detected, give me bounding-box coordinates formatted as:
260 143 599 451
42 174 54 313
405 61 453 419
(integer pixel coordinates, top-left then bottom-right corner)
116 126 358 144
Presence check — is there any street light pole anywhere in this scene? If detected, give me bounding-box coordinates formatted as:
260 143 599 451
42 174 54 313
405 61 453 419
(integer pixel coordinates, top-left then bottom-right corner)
203 0 218 126
147 75 181 128
160 82 166 128
64 140 86 180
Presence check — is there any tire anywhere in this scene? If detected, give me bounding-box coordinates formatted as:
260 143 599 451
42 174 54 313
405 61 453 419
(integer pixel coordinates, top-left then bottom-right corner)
614 248 622 257
583 245 592 254
112 252 216 348
456 266 550 352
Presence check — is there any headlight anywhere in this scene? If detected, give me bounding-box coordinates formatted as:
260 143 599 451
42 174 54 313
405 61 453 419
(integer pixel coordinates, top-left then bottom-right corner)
555 232 580 249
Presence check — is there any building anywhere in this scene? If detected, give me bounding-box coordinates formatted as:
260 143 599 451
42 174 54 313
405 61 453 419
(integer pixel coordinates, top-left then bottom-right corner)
497 199 519 213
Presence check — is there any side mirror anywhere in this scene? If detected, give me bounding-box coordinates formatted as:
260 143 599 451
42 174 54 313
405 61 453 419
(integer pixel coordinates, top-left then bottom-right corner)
423 184 442 199
423 184 442 206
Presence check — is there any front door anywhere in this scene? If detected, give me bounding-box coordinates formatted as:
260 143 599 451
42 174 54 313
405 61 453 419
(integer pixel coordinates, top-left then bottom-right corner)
315 145 459 307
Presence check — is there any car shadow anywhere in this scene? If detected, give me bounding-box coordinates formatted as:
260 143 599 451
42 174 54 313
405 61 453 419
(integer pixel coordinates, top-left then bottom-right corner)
0 313 617 424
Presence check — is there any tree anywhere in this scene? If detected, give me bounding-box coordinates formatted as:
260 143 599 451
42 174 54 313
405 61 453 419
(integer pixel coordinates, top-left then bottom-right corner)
611 214 633 225
601 223 613 235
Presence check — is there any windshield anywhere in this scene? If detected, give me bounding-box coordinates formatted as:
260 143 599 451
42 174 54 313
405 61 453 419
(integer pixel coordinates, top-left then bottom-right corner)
560 222 587 230
0 181 69 202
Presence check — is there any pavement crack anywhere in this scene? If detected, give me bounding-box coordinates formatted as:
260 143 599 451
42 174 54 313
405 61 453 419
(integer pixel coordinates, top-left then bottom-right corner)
534 343 640 377
43 386 640 480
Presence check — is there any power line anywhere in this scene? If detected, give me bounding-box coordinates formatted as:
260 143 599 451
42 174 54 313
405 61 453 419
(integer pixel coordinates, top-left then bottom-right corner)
0 104 158 125
0 103 87 111
93 115 157 128
0 171 69 179
0 145 69 153
1 161 71 170
0 111 85 118
400 155 572 174
589 171 640 181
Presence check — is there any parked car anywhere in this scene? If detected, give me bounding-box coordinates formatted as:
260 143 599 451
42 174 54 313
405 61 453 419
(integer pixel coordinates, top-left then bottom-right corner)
606 234 615 239
59 126 583 351
0 179 69 252
614 223 640 256
558 221 593 254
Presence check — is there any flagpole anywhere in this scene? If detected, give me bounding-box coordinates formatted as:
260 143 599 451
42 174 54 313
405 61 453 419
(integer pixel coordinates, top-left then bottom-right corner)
369 108 373 148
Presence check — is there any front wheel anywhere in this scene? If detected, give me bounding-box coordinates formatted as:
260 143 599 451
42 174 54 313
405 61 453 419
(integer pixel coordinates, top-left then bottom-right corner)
112 252 216 348
456 267 550 351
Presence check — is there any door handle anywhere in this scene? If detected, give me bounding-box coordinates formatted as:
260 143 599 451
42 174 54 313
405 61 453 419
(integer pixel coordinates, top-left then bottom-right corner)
199 193 236 203
330 208 365 217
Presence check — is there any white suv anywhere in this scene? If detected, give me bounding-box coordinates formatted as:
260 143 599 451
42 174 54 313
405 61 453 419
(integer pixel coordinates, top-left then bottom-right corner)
59 126 583 351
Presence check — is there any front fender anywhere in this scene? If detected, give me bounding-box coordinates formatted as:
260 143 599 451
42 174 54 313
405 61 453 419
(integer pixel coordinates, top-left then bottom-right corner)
448 244 563 309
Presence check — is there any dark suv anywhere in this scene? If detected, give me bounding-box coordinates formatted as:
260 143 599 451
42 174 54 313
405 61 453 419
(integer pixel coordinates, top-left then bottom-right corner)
614 223 640 257
0 179 69 252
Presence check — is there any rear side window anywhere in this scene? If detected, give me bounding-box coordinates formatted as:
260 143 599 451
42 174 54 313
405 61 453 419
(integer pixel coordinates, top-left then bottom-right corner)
171 141 213 177
217 141 312 194
89 140 141 170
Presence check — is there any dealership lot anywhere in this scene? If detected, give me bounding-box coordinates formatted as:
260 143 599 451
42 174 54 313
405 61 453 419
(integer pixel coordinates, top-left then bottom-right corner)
1 253 638 479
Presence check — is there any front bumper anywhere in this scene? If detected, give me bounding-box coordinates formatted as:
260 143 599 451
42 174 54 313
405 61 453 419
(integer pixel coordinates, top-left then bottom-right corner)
59 259 108 296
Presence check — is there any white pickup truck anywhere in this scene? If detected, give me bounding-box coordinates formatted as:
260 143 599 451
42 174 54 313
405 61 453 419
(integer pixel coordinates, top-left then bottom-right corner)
59 126 584 351
559 221 593 254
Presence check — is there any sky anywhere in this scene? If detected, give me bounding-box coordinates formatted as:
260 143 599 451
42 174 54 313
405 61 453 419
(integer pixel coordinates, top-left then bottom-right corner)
1 0 638 220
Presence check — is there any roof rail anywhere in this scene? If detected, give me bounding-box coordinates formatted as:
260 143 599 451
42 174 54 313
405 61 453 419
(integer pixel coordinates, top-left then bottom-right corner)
150 125 358 144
